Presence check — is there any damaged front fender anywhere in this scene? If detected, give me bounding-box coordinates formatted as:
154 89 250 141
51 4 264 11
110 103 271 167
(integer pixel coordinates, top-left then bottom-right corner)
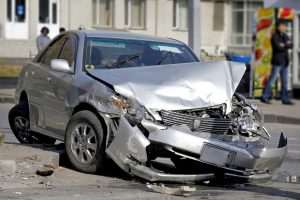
106 117 287 183
106 116 215 183
105 116 150 172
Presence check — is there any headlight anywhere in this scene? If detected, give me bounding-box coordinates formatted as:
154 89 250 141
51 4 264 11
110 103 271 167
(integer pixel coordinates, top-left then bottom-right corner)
111 95 130 110
110 94 153 121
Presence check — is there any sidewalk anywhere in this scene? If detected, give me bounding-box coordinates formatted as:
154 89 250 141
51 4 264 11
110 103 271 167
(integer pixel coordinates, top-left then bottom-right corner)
253 99 300 125
0 143 62 175
0 88 299 125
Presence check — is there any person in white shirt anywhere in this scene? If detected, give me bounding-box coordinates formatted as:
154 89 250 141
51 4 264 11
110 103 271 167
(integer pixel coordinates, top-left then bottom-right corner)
36 27 51 53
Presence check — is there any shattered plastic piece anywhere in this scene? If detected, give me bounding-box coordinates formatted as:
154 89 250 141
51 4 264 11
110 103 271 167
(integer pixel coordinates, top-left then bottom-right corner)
286 175 299 183
15 192 22 195
44 181 55 189
146 183 196 196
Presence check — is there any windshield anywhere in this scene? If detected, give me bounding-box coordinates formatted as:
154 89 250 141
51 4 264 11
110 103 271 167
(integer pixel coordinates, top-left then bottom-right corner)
84 37 198 70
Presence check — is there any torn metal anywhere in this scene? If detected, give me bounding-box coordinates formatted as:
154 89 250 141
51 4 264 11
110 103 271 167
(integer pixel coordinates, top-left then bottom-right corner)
89 61 246 117
98 61 287 183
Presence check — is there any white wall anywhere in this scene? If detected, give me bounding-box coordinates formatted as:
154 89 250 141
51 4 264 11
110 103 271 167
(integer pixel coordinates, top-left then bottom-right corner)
0 0 238 58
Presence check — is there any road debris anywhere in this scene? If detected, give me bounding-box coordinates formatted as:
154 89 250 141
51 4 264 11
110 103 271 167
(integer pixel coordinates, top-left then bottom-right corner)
146 183 196 196
36 168 54 176
286 175 299 183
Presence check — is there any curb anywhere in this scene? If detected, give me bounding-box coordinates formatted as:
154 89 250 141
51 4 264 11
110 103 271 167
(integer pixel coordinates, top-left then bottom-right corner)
0 77 17 87
264 114 300 125
0 96 15 103
0 143 62 175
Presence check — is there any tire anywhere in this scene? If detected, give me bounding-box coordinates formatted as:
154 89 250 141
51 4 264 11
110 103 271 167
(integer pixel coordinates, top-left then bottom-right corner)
65 110 106 174
8 102 56 145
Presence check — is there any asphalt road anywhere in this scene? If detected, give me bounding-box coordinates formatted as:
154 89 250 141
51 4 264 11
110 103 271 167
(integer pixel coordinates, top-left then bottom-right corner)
0 103 300 200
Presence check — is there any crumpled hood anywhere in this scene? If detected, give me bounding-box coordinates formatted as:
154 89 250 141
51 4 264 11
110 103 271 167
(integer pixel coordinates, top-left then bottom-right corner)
89 61 246 117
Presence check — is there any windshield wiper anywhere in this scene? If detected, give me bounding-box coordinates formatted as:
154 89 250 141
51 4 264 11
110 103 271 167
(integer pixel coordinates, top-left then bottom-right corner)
157 51 172 65
113 52 144 67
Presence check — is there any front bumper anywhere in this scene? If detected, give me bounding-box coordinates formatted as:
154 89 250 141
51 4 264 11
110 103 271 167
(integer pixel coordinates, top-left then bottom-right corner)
106 117 287 183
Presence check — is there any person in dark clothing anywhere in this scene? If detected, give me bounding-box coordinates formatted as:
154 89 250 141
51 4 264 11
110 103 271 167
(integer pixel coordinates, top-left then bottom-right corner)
261 20 294 105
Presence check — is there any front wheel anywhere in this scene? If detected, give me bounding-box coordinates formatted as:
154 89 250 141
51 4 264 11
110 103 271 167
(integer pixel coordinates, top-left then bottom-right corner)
65 110 106 174
8 102 56 144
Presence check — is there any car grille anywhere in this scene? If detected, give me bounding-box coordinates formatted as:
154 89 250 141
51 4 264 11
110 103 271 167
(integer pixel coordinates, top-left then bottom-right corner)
160 110 231 134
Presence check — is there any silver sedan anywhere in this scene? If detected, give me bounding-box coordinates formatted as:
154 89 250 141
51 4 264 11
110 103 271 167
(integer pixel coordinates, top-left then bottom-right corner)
9 30 287 183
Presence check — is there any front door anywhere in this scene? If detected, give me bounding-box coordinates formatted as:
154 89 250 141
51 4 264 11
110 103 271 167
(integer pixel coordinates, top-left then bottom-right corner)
28 36 66 140
37 0 60 39
5 0 29 39
46 34 77 136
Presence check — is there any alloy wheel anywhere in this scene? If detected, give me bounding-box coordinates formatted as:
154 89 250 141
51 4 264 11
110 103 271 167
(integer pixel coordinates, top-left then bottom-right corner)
70 123 98 164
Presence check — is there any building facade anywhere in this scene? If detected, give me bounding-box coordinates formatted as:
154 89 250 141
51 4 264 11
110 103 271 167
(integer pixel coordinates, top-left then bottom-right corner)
0 0 267 58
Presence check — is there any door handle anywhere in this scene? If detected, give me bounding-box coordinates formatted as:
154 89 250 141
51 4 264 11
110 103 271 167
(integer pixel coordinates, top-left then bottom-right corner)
47 77 51 83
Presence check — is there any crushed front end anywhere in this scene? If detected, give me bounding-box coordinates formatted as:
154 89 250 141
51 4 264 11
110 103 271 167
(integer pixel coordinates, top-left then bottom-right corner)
104 93 287 184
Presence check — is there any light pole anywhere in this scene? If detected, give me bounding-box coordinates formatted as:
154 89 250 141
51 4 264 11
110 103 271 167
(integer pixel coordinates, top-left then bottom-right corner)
188 0 201 58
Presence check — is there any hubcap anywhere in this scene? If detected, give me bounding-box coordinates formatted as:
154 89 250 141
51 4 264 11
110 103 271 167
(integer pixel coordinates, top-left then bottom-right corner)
70 123 97 164
14 116 31 143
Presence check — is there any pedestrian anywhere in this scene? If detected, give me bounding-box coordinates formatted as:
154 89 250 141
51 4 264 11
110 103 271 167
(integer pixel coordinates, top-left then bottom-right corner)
36 27 51 53
59 27 66 33
261 20 294 105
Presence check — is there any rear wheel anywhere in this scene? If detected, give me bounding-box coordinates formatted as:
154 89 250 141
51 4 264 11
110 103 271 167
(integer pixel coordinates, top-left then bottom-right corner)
65 110 106 174
8 102 56 144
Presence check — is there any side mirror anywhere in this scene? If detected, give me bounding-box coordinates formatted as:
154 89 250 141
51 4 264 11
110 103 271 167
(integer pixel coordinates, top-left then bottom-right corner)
50 59 73 73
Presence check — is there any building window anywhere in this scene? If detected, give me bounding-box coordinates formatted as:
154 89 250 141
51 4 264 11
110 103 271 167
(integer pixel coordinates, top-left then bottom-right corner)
231 0 263 46
125 0 145 28
6 0 12 22
93 0 114 27
39 0 58 24
173 0 188 30
7 0 26 22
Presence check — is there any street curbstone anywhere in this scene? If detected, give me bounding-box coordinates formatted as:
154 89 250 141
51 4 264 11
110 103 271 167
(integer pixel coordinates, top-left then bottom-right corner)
264 114 277 123
0 96 15 104
0 143 62 175
0 160 17 175
264 114 300 125
277 115 300 125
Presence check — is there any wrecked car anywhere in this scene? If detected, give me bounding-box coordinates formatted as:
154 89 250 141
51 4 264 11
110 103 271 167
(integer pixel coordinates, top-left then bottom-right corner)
9 31 287 183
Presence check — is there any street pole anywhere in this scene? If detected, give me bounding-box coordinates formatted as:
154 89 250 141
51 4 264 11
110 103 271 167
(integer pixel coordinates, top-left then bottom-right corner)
188 0 201 58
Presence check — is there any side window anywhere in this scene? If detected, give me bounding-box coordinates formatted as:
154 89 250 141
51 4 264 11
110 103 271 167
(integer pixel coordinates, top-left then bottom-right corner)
41 37 66 66
59 37 76 67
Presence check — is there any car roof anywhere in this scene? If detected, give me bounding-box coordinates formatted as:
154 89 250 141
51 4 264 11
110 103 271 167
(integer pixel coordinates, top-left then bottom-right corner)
74 30 184 45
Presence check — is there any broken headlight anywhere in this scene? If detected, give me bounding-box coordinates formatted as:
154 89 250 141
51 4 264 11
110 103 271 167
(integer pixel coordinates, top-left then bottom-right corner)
110 94 154 121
